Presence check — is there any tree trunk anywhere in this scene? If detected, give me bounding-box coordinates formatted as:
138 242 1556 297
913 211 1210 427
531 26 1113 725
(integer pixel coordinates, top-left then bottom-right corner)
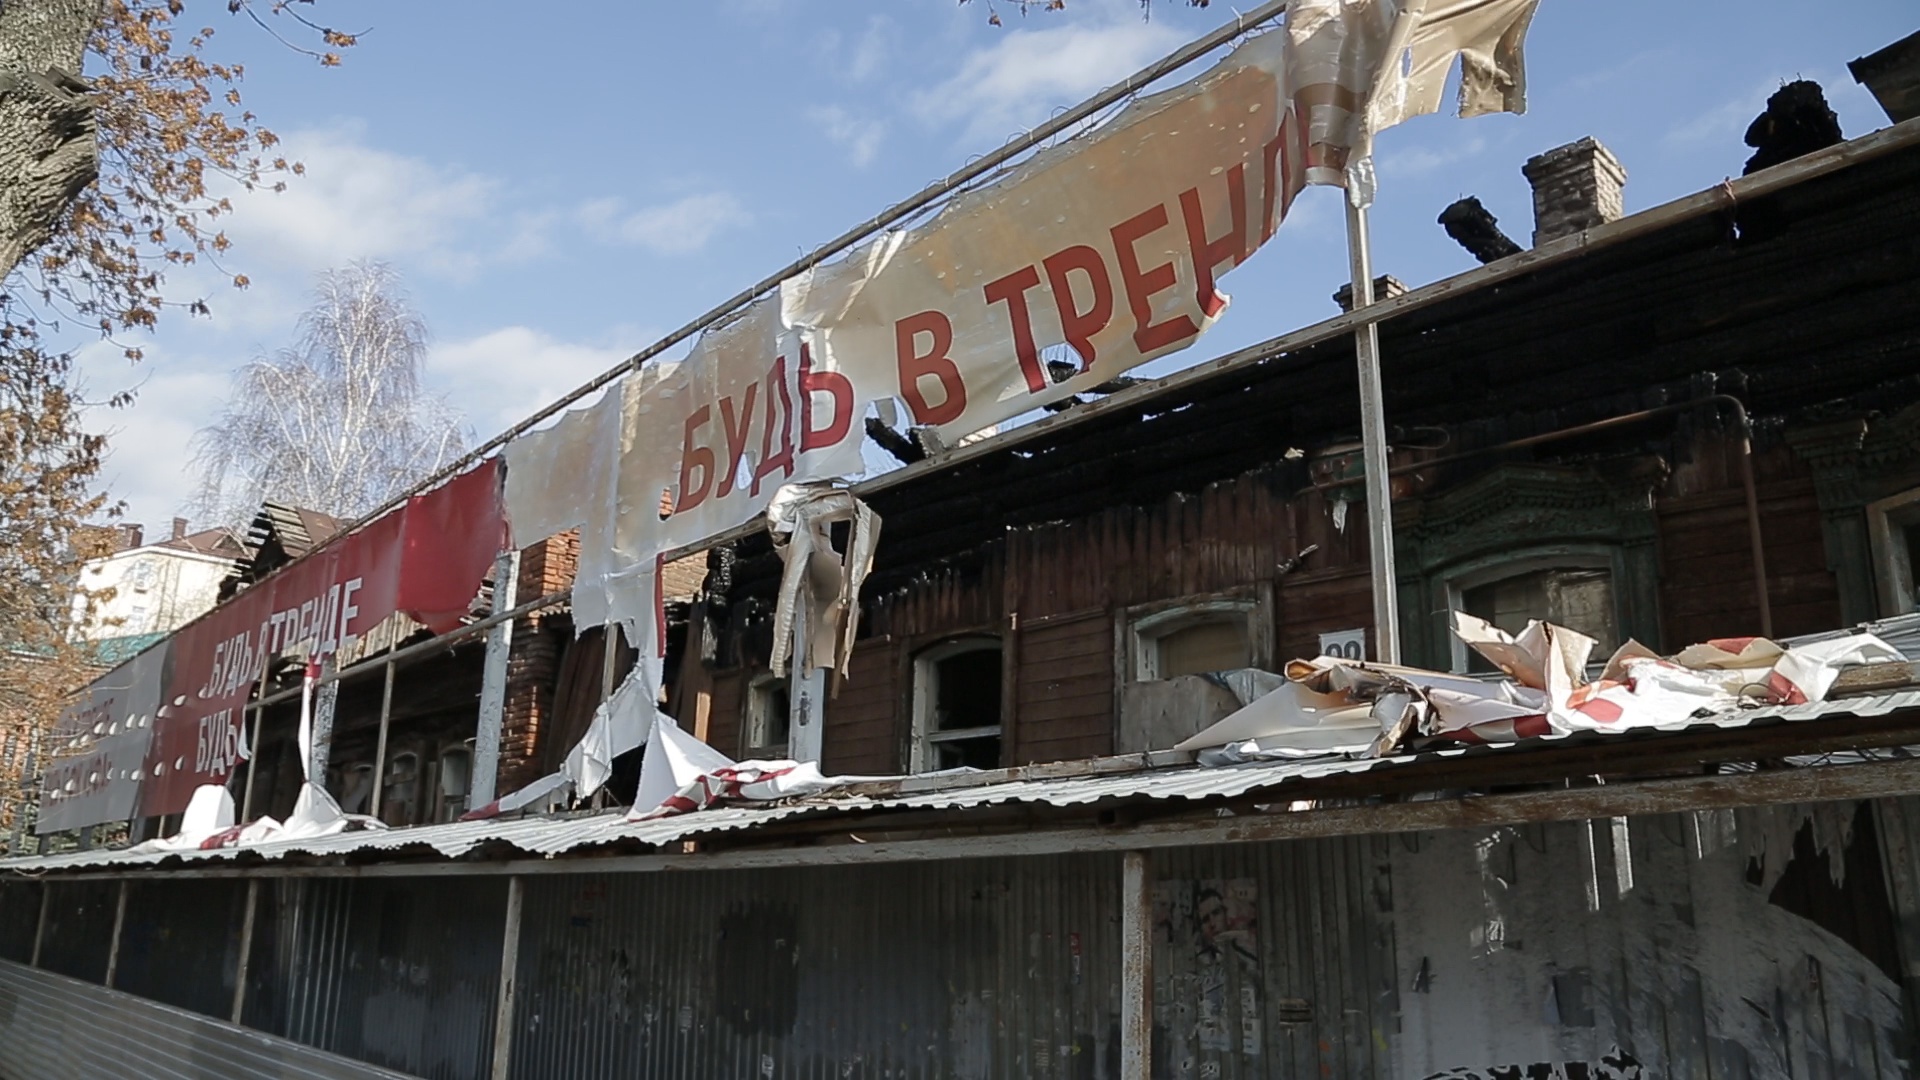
0 0 100 282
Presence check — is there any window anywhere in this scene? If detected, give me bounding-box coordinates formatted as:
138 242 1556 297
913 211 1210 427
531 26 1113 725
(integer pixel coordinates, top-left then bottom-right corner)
1868 489 1920 615
912 637 1003 772
1132 602 1254 681
436 745 472 822
745 674 792 757
338 763 374 816
381 752 419 827
1452 560 1618 673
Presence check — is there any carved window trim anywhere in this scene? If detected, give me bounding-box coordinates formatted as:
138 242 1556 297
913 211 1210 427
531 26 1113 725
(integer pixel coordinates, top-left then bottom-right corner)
1441 545 1619 674
1867 487 1920 616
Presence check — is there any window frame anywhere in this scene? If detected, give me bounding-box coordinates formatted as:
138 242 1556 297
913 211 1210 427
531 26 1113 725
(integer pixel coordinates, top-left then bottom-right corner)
1443 547 1618 674
1867 487 1920 617
909 635 1004 773
744 672 792 759
1128 597 1260 683
435 741 474 823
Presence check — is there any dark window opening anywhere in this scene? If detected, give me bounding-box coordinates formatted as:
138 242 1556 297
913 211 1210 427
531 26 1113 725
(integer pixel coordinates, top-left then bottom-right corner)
917 640 1003 772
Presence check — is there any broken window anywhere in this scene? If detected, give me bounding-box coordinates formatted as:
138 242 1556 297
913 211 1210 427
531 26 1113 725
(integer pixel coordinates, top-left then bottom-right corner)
436 746 472 823
745 673 791 757
382 751 419 827
338 763 374 816
1867 488 1920 615
1458 565 1618 673
912 637 1003 772
1132 603 1255 681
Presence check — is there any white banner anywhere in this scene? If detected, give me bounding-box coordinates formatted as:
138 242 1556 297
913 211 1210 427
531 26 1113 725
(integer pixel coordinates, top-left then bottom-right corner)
509 29 1310 622
505 1 1539 637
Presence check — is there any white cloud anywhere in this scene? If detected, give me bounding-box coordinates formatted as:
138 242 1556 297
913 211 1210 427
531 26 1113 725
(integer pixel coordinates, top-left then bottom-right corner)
1383 136 1488 177
579 193 753 255
847 16 894 83
913 12 1186 145
808 105 887 168
76 342 229 527
426 326 632 433
213 125 530 279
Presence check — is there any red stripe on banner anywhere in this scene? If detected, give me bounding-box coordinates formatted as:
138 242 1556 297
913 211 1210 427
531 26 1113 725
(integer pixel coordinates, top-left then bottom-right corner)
138 459 508 818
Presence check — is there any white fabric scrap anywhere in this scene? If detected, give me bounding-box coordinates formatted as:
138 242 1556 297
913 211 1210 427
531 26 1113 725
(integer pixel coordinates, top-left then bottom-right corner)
1286 0 1540 191
767 483 881 679
1191 613 1907 763
632 711 737 815
565 666 657 800
628 712 882 820
127 784 235 851
1175 680 1377 753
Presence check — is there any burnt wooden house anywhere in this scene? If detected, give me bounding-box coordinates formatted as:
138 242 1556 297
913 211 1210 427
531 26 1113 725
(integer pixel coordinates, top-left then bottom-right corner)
679 124 1920 778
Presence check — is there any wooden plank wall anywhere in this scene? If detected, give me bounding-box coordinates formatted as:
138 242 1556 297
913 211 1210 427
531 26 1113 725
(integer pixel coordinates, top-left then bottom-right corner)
697 434 1850 765
706 670 743 759
1014 611 1115 763
1659 442 1839 644
823 640 900 775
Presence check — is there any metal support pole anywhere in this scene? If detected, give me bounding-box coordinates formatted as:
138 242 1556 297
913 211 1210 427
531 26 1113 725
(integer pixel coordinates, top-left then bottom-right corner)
473 550 521 808
369 659 397 823
489 876 526 1080
310 658 340 789
231 878 260 1025
1120 850 1152 1080
239 654 271 824
788 601 826 764
30 881 50 968
1736 428 1775 638
591 627 620 810
104 880 129 988
239 702 264 825
1345 198 1402 665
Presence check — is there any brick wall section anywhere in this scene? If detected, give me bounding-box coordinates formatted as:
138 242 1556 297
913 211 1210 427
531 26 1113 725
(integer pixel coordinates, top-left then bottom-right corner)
498 532 578 794
515 530 579 605
498 625 564 793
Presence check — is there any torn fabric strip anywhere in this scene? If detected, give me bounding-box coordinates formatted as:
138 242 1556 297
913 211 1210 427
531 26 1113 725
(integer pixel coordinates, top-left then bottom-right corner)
766 483 881 679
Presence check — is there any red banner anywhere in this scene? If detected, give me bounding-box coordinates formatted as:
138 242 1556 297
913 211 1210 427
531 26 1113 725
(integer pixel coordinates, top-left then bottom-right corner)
139 459 505 817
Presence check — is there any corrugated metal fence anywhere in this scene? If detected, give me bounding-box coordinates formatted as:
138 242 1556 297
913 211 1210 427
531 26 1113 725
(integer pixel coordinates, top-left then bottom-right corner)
2 804 1918 1078
509 854 1124 1079
0 957 416 1079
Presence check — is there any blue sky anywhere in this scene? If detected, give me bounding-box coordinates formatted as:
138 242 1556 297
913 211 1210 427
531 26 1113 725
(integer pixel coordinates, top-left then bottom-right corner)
75 0 1916 532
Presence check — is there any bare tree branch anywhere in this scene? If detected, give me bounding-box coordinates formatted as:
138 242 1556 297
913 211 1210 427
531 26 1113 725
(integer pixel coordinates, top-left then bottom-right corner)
188 261 471 529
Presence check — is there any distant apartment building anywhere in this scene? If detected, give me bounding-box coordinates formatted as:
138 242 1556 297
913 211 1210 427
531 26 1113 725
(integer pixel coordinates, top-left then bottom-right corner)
71 518 247 655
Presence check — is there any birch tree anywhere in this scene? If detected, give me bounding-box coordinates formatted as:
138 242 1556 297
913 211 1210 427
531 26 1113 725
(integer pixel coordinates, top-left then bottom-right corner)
189 261 471 528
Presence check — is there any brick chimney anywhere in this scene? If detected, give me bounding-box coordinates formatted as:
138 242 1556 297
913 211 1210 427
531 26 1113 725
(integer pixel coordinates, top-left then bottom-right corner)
118 523 144 551
1522 137 1627 246
1333 274 1408 313
171 516 189 541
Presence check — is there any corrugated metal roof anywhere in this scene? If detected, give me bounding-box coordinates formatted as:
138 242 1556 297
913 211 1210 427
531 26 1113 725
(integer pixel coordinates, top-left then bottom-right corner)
9 689 1920 876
